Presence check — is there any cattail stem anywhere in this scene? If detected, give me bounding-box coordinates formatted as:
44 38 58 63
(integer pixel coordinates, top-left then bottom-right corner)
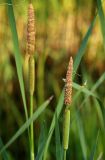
63 109 70 147
29 55 35 160
30 94 34 160
63 108 70 160
64 149 66 160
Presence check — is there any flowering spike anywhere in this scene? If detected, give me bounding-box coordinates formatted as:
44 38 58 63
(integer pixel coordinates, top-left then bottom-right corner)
27 3 35 55
64 57 73 106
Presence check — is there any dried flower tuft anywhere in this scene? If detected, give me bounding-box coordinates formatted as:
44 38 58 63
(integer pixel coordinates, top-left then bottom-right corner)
64 56 73 106
27 3 35 55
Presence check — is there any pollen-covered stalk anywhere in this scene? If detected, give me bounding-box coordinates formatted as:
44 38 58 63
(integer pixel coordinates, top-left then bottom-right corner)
64 56 73 106
27 3 35 160
63 57 73 160
27 3 35 55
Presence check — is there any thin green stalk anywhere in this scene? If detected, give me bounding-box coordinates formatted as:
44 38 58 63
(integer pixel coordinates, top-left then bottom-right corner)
30 95 34 160
29 55 35 160
63 149 66 160
63 107 70 160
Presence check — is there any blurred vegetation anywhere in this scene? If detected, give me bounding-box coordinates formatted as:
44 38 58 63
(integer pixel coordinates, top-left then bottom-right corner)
0 0 105 159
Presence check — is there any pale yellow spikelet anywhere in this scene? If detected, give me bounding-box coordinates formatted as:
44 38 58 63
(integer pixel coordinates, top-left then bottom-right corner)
29 56 35 95
27 3 35 55
64 56 73 106
63 109 70 150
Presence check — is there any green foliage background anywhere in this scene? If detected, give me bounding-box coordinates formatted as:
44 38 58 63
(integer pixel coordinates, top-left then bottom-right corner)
0 0 105 159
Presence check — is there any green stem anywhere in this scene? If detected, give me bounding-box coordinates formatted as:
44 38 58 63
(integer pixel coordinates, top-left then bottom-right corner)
64 149 66 160
30 95 35 160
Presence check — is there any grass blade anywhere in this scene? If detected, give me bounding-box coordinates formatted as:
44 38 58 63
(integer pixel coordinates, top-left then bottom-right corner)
36 90 64 160
0 138 9 160
71 72 105 129
73 72 105 113
36 122 47 160
73 17 96 76
43 91 64 160
7 0 28 119
76 111 87 160
89 130 100 160
91 72 105 91
55 113 62 160
73 82 98 98
0 96 53 154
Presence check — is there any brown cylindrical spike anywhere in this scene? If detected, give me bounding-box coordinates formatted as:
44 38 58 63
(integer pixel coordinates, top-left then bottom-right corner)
64 57 73 106
27 3 35 55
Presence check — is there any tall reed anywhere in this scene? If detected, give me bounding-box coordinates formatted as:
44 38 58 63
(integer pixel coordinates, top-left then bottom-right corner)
63 57 73 160
27 3 35 160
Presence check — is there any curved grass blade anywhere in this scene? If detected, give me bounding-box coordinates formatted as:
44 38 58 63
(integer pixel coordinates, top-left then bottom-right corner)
73 72 105 111
43 91 64 160
6 0 28 119
55 112 62 160
71 72 105 129
89 130 100 160
73 82 98 98
93 99 105 157
94 99 104 129
76 111 87 160
91 72 105 91
36 90 64 160
36 122 47 160
73 17 96 77
0 138 9 160
72 3 105 80
0 96 53 154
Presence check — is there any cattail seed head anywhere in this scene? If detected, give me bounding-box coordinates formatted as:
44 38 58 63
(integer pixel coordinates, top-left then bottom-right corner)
63 109 70 150
27 3 35 55
64 56 73 106
29 56 35 95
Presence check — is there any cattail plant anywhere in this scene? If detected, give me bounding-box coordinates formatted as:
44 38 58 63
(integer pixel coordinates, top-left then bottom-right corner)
63 56 73 160
27 2 35 160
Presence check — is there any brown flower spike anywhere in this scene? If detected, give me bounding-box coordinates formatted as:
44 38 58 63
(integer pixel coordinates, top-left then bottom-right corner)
64 57 73 106
27 3 35 55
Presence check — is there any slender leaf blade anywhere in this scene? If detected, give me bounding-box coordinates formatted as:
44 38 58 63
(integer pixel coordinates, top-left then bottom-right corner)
0 96 53 154
73 17 96 76
55 113 62 160
0 138 9 160
36 122 47 160
43 91 64 160
7 0 28 119
89 130 100 160
76 111 87 160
